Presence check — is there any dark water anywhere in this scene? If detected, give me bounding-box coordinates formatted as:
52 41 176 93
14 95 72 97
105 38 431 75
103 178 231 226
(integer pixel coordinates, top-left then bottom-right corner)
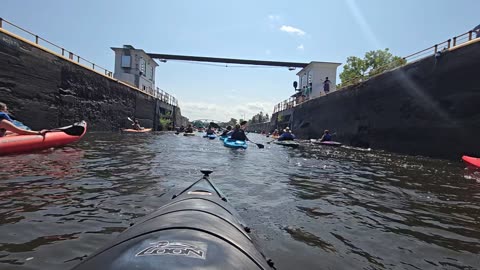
0 132 479 270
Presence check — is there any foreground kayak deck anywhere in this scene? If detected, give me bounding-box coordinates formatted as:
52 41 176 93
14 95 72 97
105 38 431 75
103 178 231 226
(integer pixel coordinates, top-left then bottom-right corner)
0 121 87 156
72 170 274 270
462 155 480 168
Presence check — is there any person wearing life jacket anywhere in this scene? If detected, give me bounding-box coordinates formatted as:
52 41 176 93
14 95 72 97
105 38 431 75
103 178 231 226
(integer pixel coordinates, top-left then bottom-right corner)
0 102 46 137
320 129 332 142
205 126 215 135
229 124 247 141
277 127 295 141
221 126 232 137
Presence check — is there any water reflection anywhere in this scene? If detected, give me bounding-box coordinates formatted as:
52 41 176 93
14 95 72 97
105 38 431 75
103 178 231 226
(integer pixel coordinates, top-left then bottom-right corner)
0 148 84 179
0 133 479 269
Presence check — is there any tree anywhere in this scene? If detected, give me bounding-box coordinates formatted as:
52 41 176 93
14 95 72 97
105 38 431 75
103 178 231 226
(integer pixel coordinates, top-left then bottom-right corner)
265 113 269 122
339 48 406 87
159 117 171 131
227 118 237 126
192 120 204 128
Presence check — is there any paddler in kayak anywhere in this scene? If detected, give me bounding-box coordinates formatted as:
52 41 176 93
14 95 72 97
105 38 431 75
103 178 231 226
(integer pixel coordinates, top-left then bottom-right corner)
185 124 194 133
131 119 144 131
220 125 232 137
0 102 47 137
205 125 215 135
319 129 332 142
230 124 247 141
277 127 295 141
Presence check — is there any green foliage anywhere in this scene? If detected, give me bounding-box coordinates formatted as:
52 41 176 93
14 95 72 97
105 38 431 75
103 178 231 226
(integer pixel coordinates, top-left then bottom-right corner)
192 120 204 128
227 118 237 126
339 48 406 87
159 117 171 131
277 114 283 122
248 111 270 124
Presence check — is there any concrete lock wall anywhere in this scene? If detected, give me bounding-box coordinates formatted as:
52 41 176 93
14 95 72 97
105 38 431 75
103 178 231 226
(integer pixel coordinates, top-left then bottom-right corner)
246 122 271 133
272 41 480 160
0 30 182 131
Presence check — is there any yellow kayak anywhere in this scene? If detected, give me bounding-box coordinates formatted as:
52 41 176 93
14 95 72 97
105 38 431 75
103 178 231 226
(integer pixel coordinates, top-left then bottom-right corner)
121 128 152 133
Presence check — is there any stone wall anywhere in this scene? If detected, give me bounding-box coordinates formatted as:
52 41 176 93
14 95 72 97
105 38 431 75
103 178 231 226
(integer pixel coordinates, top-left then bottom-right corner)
0 29 184 131
272 40 480 160
246 122 271 133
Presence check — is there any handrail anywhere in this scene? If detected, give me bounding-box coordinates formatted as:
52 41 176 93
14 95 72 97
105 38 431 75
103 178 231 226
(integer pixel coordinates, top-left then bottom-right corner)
0 18 114 78
0 17 179 107
273 29 479 114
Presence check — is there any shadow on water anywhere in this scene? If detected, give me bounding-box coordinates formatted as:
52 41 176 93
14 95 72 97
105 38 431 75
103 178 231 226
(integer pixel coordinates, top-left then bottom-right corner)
0 133 479 269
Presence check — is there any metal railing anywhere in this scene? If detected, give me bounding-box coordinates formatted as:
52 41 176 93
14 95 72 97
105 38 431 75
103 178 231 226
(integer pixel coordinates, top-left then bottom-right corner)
155 87 178 107
272 29 479 114
0 17 179 107
273 97 296 113
403 31 474 62
0 18 114 77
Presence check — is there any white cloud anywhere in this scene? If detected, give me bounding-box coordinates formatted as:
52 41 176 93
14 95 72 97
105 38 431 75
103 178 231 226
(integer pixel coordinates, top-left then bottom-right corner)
297 44 304 50
280 25 306 36
181 101 276 122
268 14 280 21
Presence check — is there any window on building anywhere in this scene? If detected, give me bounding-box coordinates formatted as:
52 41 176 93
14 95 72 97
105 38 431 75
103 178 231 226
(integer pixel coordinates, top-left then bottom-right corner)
150 66 154 80
121 55 131 68
139 58 146 76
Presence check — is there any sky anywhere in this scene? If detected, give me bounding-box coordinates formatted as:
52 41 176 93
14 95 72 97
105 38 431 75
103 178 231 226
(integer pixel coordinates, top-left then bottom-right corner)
2 0 479 121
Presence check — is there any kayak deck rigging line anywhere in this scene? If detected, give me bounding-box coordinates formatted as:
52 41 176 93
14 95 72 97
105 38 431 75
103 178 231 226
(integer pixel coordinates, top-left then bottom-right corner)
72 169 276 270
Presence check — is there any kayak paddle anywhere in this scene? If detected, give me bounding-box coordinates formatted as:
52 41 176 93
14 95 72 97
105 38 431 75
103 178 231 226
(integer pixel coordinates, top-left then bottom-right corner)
48 121 86 136
246 138 264 149
252 142 264 149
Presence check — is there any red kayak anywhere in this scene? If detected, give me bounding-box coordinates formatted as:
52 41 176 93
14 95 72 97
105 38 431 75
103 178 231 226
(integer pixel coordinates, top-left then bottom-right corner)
0 121 87 156
462 155 480 168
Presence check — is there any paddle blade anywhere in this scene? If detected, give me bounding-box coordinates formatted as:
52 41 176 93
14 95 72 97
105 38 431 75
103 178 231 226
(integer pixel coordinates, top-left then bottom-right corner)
50 121 87 136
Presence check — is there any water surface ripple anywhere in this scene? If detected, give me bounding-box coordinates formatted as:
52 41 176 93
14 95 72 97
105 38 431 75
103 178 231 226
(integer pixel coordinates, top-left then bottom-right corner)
0 132 479 269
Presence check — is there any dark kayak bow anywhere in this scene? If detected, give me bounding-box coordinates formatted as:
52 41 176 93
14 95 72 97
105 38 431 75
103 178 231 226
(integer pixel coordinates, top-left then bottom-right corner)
72 170 275 270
